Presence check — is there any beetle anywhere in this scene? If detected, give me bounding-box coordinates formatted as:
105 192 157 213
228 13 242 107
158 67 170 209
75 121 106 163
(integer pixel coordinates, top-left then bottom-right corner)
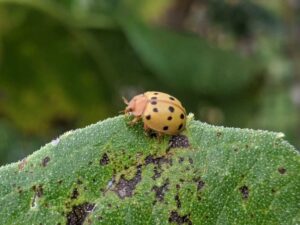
123 91 186 135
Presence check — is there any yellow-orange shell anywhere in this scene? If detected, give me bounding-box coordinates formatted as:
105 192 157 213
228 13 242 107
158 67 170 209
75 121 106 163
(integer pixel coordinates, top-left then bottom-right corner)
141 91 187 135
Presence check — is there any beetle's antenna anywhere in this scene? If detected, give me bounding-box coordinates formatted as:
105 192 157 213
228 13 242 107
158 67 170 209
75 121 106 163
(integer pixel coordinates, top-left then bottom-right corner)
122 96 129 105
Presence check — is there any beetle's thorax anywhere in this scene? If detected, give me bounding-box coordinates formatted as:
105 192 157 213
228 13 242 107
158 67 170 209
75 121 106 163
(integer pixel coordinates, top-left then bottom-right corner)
126 94 148 116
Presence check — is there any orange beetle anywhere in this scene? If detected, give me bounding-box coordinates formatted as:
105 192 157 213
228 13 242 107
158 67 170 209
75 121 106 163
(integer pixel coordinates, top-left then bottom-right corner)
123 91 186 135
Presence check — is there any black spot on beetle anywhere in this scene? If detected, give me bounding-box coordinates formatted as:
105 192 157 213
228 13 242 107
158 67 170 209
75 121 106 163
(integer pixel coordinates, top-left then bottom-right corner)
239 185 249 200
168 211 192 225
169 96 175 101
163 126 169 131
168 135 190 150
42 156 50 167
178 124 183 130
151 96 157 100
168 116 173 121
71 188 79 199
146 115 151 120
154 92 159 95
151 101 157 105
152 179 169 202
153 108 159 112
100 153 110 166
278 167 286 174
180 114 184 119
169 106 175 112
66 202 95 225
114 165 142 199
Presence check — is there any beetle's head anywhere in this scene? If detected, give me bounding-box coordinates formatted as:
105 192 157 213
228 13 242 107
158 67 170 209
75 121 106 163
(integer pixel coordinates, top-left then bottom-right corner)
123 94 146 115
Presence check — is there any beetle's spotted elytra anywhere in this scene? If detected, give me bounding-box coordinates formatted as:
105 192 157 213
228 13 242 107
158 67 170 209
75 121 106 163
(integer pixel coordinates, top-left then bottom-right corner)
123 91 187 135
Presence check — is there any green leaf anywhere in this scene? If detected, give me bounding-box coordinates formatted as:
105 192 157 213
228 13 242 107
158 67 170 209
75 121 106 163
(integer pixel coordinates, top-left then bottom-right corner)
122 20 262 96
0 115 299 224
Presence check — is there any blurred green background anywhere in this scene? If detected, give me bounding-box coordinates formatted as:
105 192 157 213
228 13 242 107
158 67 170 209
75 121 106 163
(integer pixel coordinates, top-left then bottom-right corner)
0 0 299 165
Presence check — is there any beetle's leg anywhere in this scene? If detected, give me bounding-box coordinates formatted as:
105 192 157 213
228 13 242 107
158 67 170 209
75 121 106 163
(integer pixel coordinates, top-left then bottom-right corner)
156 132 164 143
128 116 141 126
143 123 150 131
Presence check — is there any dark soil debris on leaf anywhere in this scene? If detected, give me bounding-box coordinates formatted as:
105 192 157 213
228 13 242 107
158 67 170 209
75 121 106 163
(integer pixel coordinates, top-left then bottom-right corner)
278 167 286 174
239 185 249 200
114 165 142 199
66 202 95 225
152 179 169 202
100 153 110 166
168 135 190 150
168 211 192 225
42 156 50 167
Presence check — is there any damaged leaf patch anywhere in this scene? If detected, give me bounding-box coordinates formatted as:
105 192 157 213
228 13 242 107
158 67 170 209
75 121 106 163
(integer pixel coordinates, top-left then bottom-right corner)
114 165 142 199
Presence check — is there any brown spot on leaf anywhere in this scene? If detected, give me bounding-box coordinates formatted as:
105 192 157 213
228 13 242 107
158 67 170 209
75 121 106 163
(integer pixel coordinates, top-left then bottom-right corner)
193 177 205 191
32 185 44 197
42 156 50 167
31 185 44 207
278 167 286 174
17 186 23 194
239 185 249 200
66 202 95 225
168 211 192 225
145 155 172 180
145 155 171 166
152 166 162 180
175 194 181 208
71 188 79 200
168 135 190 150
152 179 169 202
18 158 27 171
100 153 110 166
114 165 142 199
